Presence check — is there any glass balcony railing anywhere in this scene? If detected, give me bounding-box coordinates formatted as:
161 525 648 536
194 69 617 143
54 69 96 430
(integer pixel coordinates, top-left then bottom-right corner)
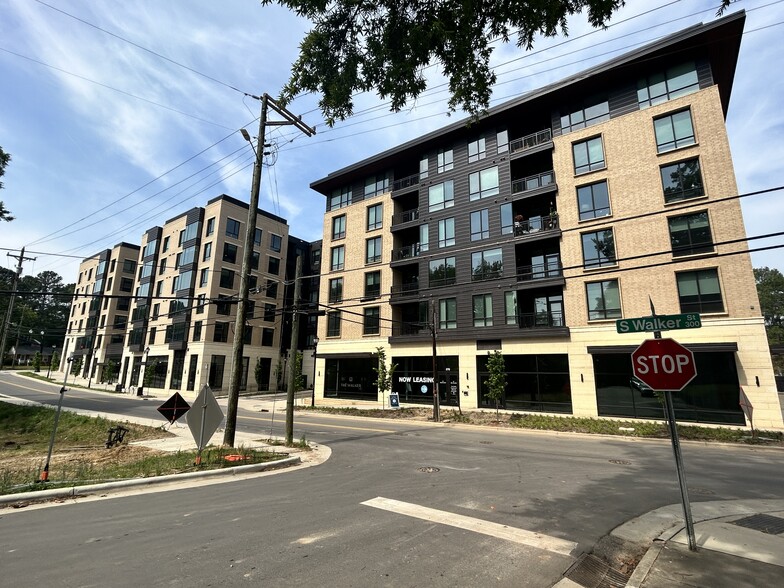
509 129 553 154
511 170 555 194
392 243 423 261
392 173 420 192
392 209 420 226
516 261 563 281
506 311 565 328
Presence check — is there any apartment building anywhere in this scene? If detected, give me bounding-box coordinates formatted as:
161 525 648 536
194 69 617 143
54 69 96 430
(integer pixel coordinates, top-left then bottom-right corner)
310 12 784 429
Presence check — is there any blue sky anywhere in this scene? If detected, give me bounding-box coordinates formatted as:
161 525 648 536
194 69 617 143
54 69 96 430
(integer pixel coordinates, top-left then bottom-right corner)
1 0 783 283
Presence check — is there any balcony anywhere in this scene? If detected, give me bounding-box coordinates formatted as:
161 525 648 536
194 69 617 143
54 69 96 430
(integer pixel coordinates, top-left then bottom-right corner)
516 261 563 282
390 281 420 299
391 323 429 337
508 311 565 329
392 209 420 228
512 212 559 236
509 128 553 155
512 170 555 195
392 172 420 194
392 243 424 262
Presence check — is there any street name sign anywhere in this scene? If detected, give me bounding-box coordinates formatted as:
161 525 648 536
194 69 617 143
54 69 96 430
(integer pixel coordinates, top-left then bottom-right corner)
616 313 701 334
631 338 697 391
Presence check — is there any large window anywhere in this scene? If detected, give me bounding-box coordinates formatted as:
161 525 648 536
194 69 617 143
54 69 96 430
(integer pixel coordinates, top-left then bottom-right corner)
561 100 609 133
469 166 499 201
202 242 212 261
573 136 605 174
365 271 381 298
328 277 343 303
429 256 456 287
419 156 429 180
332 215 346 240
500 203 513 235
677 269 724 313
223 243 238 264
471 248 503 281
638 62 699 108
504 291 518 325
669 212 713 256
327 311 341 337
254 228 262 246
226 218 241 239
581 229 616 268
219 269 235 289
654 109 695 153
213 322 229 342
367 203 383 230
577 180 611 221
420 224 430 252
331 246 345 271
472 294 493 327
329 186 352 211
437 148 453 173
438 218 455 248
270 234 282 253
268 256 280 275
366 236 382 264
470 209 490 241
363 307 380 335
439 298 457 329
205 217 215 236
478 354 571 413
428 180 454 211
586 280 621 320
468 137 486 163
365 174 390 198
661 158 704 203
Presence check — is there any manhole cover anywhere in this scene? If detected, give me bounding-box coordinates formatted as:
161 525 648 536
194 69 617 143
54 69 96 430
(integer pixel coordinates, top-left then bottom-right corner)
418 466 440 473
732 514 784 535
688 487 715 496
609 459 632 465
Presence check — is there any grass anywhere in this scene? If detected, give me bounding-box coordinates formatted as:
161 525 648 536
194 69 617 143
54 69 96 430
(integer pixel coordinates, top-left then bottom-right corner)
0 403 286 496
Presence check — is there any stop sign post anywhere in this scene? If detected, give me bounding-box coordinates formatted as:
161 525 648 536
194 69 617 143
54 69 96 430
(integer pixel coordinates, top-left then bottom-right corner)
632 338 697 391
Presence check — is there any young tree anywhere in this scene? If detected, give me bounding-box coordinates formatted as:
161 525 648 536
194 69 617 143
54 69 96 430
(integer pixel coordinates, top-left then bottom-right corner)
102 359 117 384
254 357 266 392
373 347 397 401
0 146 13 222
50 350 60 373
70 356 82 376
32 351 42 372
144 360 158 388
292 351 305 393
262 1 732 123
484 350 506 420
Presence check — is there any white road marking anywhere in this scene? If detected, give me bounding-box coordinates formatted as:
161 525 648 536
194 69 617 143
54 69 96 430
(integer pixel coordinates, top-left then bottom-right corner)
361 496 577 556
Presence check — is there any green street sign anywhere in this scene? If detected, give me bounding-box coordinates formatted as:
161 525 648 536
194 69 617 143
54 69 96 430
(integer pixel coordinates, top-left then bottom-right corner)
616 313 701 334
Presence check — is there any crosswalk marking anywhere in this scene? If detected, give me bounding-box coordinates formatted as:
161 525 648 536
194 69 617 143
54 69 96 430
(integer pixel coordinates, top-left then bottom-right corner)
361 496 577 556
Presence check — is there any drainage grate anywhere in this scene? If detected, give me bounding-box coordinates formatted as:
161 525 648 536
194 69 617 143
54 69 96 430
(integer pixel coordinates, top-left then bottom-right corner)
732 514 784 535
417 466 440 473
609 459 632 465
564 554 628 588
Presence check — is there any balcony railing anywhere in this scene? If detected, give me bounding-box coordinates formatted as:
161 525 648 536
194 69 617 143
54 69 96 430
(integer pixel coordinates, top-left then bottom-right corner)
390 281 420 296
509 128 553 154
392 209 420 226
392 173 420 192
511 170 555 194
471 269 502 282
391 323 428 336
506 311 565 328
512 212 559 236
516 261 563 281
392 243 423 261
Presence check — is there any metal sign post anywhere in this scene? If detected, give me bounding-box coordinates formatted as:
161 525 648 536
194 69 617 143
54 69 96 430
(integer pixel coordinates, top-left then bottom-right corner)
40 357 71 482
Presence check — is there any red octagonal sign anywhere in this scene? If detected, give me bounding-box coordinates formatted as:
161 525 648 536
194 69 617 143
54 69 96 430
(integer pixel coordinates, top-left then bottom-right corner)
631 338 697 392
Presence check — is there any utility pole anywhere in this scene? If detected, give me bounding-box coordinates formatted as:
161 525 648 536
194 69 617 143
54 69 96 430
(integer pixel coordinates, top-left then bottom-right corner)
285 256 302 445
430 300 440 422
0 247 36 370
223 94 315 447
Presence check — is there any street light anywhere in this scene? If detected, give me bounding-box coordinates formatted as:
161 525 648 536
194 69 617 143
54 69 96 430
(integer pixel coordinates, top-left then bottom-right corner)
311 336 319 407
46 345 56 379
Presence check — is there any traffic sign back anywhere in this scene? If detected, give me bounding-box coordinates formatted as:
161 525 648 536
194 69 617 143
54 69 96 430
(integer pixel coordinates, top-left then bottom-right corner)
631 338 697 392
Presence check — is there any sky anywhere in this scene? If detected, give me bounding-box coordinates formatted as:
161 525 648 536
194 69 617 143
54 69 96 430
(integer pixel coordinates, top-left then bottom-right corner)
1 0 783 284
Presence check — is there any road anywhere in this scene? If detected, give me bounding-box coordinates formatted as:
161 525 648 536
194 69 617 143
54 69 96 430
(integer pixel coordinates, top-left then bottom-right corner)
1 373 783 586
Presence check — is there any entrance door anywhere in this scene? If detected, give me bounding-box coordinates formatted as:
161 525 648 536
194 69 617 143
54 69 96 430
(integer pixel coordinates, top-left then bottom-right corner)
438 372 459 407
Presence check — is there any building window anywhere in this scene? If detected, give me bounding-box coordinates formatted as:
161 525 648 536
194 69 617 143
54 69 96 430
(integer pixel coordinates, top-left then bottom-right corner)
500 203 513 235
201 242 212 262
162 236 170 252
365 271 381 298
205 217 215 236
191 321 203 342
216 296 232 316
428 180 454 211
220 269 235 289
669 212 713 256
122 259 136 274
469 166 499 201
438 218 455 248
268 256 280 275
429 257 456 287
654 109 695 153
251 251 260 270
157 258 166 275
366 237 382 264
420 224 430 252
439 298 457 329
419 156 429 180
213 322 229 342
265 278 278 298
254 228 262 246
638 62 699 108
225 218 240 239
261 328 274 346
470 209 490 241
327 311 341 337
328 278 343 303
270 234 282 253
332 215 346 240
223 243 238 264
573 136 605 174
120 277 133 292
586 280 621 320
472 294 493 327
331 246 345 271
677 269 724 313
329 186 352 211
661 158 704 203
468 137 486 163
577 180 611 221
365 173 390 198
259 303 273 322
504 291 518 325
582 229 616 268
471 248 503 281
148 327 156 345
200 268 209 287
437 148 453 173
363 307 380 335
367 203 383 231
561 100 610 133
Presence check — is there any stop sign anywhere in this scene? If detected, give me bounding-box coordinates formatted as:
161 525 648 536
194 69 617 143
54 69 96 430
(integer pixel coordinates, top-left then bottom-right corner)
631 338 697 391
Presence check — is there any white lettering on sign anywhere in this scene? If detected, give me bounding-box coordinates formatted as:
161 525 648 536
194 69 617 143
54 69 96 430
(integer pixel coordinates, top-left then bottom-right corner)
634 353 691 375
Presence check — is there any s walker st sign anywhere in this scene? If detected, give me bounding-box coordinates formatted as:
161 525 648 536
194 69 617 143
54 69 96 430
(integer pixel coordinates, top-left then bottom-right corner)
616 313 701 334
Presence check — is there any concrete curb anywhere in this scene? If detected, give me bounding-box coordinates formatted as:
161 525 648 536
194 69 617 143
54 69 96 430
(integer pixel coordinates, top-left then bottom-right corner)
625 541 664 588
0 455 300 507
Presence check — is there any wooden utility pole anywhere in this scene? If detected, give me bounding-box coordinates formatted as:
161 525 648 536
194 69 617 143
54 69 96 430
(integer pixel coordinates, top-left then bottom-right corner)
431 300 440 422
285 256 302 445
0 247 36 370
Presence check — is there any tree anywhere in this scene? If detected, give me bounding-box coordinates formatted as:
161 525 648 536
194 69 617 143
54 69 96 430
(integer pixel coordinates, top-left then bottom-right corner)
263 1 732 123
754 267 784 375
144 360 158 388
254 357 266 392
484 350 506 420
102 359 117 384
292 351 305 393
32 351 41 373
70 356 82 376
373 346 397 400
50 349 60 370
0 146 13 221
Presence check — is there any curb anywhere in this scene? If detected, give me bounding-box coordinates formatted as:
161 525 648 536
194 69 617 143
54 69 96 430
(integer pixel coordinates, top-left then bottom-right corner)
626 541 664 588
0 455 300 507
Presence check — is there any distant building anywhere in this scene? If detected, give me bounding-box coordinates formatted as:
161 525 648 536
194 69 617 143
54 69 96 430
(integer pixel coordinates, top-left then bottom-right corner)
309 12 784 428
